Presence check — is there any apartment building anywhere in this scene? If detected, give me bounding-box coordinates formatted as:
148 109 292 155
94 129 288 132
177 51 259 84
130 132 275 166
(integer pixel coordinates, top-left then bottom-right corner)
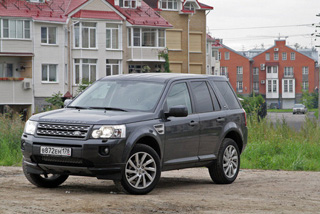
0 0 172 114
214 40 319 109
144 0 213 74
218 45 252 96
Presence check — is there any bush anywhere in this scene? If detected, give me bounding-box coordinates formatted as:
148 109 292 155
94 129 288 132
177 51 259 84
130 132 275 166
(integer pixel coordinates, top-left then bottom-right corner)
239 94 266 119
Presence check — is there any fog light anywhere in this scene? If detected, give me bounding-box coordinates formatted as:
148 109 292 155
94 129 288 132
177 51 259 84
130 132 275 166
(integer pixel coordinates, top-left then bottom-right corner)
104 147 109 155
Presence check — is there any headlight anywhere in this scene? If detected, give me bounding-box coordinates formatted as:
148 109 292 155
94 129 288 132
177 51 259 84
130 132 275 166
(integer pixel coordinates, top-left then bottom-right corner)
91 125 126 139
24 120 38 135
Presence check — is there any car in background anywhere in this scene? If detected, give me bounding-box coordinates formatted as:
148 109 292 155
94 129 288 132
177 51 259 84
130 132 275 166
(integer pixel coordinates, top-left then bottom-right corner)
293 104 307 114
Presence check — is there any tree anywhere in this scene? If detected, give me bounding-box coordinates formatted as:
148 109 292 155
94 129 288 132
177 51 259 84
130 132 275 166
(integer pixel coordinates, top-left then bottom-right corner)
45 91 64 109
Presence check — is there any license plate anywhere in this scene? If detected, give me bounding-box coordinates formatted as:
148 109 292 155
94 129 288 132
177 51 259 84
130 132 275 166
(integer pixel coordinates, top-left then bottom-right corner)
40 146 72 157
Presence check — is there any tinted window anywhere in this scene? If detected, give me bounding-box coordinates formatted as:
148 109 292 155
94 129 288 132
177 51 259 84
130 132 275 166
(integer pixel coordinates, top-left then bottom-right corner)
214 81 241 109
210 89 221 111
190 81 214 113
166 83 192 114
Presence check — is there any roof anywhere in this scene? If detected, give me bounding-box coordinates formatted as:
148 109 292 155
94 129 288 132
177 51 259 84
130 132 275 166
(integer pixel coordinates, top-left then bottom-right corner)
72 9 123 20
143 0 213 10
101 73 226 83
107 0 172 27
221 44 251 60
0 0 86 23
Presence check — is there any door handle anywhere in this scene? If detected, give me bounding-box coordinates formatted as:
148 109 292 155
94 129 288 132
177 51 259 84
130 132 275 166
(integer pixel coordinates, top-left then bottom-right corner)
217 117 225 122
189 121 199 126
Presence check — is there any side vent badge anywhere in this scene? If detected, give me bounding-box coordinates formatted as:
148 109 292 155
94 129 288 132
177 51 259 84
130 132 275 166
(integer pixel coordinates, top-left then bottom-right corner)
153 124 165 135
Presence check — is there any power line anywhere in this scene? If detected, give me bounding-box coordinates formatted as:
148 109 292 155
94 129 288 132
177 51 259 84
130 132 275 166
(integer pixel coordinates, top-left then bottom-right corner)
210 23 314 31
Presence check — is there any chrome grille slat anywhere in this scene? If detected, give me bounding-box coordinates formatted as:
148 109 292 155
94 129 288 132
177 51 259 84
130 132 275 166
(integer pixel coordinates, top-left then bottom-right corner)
37 123 90 139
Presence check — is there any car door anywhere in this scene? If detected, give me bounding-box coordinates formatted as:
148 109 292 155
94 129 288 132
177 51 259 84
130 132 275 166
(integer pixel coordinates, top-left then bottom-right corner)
189 81 226 161
163 81 200 167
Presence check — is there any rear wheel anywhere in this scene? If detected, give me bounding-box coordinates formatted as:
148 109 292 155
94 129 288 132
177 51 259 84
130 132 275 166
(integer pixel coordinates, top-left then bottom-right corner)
208 138 240 184
114 144 161 195
23 161 68 188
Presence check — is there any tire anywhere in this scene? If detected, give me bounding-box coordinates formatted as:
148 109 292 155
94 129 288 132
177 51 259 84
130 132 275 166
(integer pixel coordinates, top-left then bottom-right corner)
23 161 69 188
208 138 240 184
115 144 161 195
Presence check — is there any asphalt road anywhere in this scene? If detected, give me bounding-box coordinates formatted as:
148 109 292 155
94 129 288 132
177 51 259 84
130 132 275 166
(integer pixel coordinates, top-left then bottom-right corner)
266 112 316 130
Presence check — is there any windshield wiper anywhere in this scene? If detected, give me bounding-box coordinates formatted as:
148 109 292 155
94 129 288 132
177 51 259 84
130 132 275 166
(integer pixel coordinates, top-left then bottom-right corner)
90 107 127 112
67 106 91 109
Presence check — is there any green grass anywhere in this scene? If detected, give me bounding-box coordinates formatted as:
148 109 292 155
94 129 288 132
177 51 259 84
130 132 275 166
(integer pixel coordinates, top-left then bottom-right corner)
0 114 24 166
241 115 320 171
268 108 318 113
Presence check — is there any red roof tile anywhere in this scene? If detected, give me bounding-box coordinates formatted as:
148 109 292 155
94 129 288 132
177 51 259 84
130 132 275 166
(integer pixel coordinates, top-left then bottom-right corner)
107 0 172 28
72 9 123 20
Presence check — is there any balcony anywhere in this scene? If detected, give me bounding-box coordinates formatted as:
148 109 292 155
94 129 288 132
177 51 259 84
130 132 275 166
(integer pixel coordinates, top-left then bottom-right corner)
283 72 295 79
0 78 33 105
127 47 166 62
282 79 295 99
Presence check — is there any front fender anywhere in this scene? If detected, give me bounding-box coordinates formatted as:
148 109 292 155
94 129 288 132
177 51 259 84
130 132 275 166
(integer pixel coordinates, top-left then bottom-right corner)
122 126 163 163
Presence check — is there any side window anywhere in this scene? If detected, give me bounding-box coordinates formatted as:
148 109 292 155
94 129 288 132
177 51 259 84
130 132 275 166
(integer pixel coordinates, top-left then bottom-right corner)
190 81 214 113
214 81 241 109
210 89 221 111
166 83 192 114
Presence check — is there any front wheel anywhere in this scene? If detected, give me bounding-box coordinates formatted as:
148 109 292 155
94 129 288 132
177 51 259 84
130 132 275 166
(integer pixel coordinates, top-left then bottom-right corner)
114 144 161 195
208 138 240 184
23 161 68 188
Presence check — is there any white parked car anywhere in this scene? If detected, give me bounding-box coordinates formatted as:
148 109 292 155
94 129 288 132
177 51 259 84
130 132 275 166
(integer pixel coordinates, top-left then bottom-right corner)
293 104 307 114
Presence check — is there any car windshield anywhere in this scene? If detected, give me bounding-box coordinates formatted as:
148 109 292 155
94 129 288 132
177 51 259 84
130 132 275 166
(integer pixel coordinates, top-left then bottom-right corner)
69 80 165 112
294 104 304 108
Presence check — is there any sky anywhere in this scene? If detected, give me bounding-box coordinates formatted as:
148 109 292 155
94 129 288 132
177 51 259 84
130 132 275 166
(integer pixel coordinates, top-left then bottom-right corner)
200 0 320 51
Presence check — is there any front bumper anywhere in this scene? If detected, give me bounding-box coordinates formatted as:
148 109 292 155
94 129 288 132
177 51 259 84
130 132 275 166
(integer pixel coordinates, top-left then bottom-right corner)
21 134 126 180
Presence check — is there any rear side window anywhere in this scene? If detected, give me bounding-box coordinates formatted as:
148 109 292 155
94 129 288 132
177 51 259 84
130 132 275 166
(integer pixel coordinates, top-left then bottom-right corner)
190 81 214 113
214 81 241 109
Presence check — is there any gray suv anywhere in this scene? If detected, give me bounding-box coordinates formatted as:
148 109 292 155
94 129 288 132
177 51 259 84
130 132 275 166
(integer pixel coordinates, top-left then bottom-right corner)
22 73 247 194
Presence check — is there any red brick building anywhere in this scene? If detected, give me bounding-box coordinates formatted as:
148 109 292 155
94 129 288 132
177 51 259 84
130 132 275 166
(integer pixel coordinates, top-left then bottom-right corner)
217 40 319 109
219 45 252 96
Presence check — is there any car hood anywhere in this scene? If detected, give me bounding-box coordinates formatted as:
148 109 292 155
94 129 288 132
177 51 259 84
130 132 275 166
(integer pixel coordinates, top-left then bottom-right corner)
30 108 157 125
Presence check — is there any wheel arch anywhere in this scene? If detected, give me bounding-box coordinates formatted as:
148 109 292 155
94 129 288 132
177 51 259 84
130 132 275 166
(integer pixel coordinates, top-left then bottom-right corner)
224 130 244 154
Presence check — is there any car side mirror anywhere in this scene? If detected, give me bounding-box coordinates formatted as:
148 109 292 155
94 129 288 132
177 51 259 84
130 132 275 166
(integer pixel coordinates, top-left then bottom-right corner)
165 105 188 118
64 99 73 107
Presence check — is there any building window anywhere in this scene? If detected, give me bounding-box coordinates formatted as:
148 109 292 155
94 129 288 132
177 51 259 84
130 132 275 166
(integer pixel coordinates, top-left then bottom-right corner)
130 28 165 47
74 22 97 49
290 52 295 60
303 81 309 90
253 82 259 91
41 27 56 44
42 64 58 83
284 80 288 92
0 63 13 77
253 67 259 75
289 80 293 92
273 80 277 92
284 67 293 77
212 50 218 58
106 23 120 49
184 2 195 10
2 19 30 39
274 52 279 60
267 66 278 74
129 64 143 73
120 0 136 8
218 52 221 60
106 59 120 76
225 52 230 60
220 67 228 77
237 66 243 74
282 52 287 60
266 53 270 61
160 0 178 10
237 81 243 92
158 29 165 47
268 80 272 93
302 67 309 75
74 59 97 84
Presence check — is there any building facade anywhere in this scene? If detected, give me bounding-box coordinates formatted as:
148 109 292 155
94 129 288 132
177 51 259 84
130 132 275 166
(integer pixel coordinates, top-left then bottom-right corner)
206 34 222 75
144 0 213 74
214 40 319 109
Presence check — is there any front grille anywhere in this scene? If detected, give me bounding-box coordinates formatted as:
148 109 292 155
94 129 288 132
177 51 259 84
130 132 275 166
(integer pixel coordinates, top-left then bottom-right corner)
33 155 93 167
36 123 90 139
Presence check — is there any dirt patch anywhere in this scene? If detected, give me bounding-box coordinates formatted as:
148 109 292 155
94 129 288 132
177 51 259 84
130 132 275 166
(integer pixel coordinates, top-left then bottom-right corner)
0 167 319 214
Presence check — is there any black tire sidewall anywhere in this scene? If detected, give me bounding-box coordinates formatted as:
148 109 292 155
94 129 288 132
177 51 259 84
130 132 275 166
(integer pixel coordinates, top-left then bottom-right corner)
121 144 161 195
